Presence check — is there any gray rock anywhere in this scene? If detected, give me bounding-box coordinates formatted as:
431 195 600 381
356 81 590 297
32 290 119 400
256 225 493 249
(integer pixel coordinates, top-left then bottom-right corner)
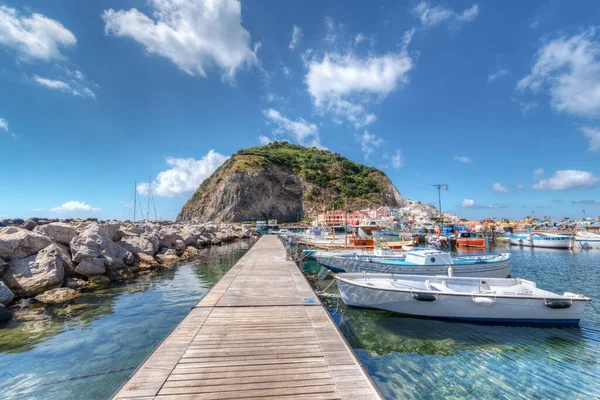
88 275 110 285
137 253 161 269
0 257 7 275
75 258 106 277
20 219 38 231
158 227 183 248
0 281 14 305
2 243 65 296
101 222 125 241
56 243 77 276
0 304 12 322
65 277 90 290
33 222 77 246
70 224 134 265
0 227 53 260
35 288 81 304
118 235 159 256
103 255 133 281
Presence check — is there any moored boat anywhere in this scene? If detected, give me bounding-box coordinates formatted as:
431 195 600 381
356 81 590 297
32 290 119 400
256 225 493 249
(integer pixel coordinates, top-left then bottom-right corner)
334 273 590 324
455 232 488 248
506 233 572 249
315 249 511 278
575 232 600 250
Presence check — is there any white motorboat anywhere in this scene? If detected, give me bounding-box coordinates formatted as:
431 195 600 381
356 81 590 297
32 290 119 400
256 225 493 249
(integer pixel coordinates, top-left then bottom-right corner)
315 249 512 278
506 233 572 249
334 273 590 324
575 232 600 250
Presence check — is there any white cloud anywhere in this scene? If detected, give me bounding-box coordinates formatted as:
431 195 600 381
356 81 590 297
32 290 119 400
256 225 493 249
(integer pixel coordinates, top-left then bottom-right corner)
581 127 600 152
258 135 273 145
289 25 302 50
281 64 290 76
391 149 403 168
461 199 475 208
412 3 479 28
453 155 471 163
102 0 258 82
263 109 323 148
0 117 8 132
33 75 96 98
139 151 229 197
50 201 101 213
356 130 383 159
533 170 600 190
304 51 413 127
488 67 507 82
517 28 600 118
324 17 337 44
492 183 509 193
0 5 76 61
354 33 366 45
516 183 524 190
533 167 544 179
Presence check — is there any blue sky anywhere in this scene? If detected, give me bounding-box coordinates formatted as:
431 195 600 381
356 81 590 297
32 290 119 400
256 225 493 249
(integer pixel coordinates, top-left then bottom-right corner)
1 0 599 221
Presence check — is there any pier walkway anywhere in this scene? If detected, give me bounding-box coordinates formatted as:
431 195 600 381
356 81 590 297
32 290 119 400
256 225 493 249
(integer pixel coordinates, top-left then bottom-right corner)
113 235 381 400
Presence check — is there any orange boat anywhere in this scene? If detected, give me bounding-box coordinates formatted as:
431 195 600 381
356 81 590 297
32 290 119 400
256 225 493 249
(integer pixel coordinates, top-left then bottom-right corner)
455 232 487 248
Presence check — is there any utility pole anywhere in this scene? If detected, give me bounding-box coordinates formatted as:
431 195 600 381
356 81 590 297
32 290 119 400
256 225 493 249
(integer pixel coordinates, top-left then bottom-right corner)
133 180 137 223
432 184 448 225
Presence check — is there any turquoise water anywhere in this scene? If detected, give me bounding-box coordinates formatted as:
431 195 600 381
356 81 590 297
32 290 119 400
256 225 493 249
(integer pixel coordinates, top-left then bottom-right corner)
312 245 600 399
0 239 256 400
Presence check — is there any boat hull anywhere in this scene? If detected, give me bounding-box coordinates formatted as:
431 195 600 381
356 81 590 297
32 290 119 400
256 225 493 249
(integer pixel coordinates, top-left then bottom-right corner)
507 235 572 249
336 279 585 324
575 239 600 250
316 256 511 278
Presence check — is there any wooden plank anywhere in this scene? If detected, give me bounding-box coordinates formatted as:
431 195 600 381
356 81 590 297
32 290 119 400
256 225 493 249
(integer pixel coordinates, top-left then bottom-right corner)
112 235 381 400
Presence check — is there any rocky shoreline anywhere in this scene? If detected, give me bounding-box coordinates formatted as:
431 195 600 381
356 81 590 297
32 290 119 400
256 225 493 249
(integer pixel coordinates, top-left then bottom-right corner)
0 218 258 321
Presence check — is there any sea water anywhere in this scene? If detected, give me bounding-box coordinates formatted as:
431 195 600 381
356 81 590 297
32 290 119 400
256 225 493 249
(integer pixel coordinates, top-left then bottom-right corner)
315 245 600 399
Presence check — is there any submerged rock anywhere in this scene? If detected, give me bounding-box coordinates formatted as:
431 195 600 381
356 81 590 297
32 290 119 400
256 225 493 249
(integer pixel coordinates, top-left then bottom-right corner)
88 275 110 286
64 277 91 290
0 281 14 305
35 288 81 304
0 227 53 260
34 222 77 246
137 253 161 269
2 243 65 297
156 249 181 265
75 258 106 277
0 304 12 321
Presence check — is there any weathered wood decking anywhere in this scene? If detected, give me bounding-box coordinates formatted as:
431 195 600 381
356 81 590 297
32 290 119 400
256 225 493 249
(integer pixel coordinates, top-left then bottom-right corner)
113 235 381 400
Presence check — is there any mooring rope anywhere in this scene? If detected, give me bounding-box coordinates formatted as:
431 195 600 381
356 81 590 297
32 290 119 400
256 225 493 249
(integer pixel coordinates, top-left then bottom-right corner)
588 300 600 315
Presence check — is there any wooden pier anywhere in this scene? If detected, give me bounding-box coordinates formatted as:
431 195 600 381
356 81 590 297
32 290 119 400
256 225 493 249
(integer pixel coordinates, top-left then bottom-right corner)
113 235 381 400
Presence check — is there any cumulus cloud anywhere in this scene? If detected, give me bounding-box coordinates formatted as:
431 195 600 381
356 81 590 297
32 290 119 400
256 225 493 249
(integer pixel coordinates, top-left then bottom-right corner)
412 2 479 28
355 130 384 159
139 151 229 197
517 28 600 118
50 201 101 213
263 109 323 149
289 24 302 50
0 5 76 61
516 183 524 190
391 149 403 168
304 50 413 127
492 183 509 193
33 75 95 98
102 0 259 82
0 117 8 132
533 167 544 179
532 170 600 190
453 155 471 163
488 67 508 82
581 126 600 152
258 135 273 145
461 199 506 209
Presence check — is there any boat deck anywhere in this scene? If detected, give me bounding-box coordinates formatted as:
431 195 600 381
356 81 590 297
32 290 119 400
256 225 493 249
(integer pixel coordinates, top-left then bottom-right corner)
112 235 381 400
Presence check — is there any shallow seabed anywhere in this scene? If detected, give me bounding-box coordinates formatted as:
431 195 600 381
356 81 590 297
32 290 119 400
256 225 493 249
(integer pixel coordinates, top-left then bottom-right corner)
310 245 600 399
0 239 257 400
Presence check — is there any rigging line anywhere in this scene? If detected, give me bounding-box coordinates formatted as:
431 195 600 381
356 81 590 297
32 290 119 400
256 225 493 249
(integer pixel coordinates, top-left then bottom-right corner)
151 182 158 220
137 191 145 220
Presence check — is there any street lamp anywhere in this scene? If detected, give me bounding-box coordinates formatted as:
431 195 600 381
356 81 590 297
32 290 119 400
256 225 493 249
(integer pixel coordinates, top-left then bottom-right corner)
432 184 449 225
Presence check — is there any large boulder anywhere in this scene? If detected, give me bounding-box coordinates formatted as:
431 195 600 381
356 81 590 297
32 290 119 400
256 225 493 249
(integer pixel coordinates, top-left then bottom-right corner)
103 255 134 281
56 244 77 276
157 227 183 248
1 243 65 296
0 281 14 305
118 235 159 256
179 226 204 246
101 222 125 241
0 227 53 260
75 258 106 277
20 219 38 231
0 258 7 275
33 222 77 246
70 224 134 265
35 288 81 304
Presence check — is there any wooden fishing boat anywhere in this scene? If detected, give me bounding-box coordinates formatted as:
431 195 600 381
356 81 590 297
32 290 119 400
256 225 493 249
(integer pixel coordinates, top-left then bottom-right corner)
334 273 590 324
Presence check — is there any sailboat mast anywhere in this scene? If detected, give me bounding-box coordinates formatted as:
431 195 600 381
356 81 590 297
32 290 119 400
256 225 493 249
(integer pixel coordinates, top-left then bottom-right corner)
146 176 151 222
133 180 137 223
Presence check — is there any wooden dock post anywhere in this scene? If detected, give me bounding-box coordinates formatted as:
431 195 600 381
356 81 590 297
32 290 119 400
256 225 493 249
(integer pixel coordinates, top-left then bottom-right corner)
112 235 381 399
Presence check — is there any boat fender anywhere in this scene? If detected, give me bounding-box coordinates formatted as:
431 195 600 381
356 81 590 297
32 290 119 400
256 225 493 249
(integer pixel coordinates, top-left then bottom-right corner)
472 297 495 306
412 293 437 302
544 299 572 309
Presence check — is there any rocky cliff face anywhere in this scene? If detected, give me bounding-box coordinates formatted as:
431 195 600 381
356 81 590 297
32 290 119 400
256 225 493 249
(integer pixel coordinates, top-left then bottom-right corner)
177 143 404 223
